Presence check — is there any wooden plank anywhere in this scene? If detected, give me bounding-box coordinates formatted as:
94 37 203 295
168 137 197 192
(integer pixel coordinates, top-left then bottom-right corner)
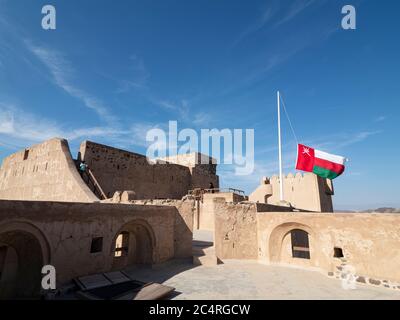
103 271 131 284
88 169 107 199
131 283 175 300
77 274 112 290
292 246 310 252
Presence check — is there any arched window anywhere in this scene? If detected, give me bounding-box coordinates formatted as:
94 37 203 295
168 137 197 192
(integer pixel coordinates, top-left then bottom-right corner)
291 229 310 259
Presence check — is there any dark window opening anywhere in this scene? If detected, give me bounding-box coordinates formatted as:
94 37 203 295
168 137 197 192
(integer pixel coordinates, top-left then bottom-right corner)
23 149 29 160
334 247 344 258
291 229 310 259
90 237 103 253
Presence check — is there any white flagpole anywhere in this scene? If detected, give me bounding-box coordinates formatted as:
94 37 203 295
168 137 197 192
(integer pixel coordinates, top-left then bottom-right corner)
277 91 284 202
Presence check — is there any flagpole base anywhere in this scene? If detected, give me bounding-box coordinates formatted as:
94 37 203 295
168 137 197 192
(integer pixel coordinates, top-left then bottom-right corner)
277 200 293 208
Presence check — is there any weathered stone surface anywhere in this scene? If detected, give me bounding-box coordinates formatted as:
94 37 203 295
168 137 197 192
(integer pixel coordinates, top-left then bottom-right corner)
369 279 381 286
79 141 219 200
0 138 98 202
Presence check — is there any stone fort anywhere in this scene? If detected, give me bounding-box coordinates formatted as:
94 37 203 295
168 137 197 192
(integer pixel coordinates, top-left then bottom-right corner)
0 137 399 299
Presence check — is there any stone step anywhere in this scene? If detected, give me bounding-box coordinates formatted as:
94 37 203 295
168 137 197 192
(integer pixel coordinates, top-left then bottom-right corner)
192 245 215 256
193 253 218 266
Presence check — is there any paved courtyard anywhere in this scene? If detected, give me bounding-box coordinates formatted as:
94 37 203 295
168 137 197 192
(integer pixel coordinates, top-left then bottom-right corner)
125 259 400 300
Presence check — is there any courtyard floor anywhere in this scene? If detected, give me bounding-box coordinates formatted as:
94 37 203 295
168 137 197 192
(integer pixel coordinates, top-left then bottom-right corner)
124 259 400 300
123 230 400 300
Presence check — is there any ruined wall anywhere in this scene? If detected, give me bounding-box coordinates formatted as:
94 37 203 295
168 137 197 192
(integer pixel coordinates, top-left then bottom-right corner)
198 192 245 230
214 199 400 290
0 138 98 203
80 141 219 200
249 173 333 212
0 199 189 298
213 198 259 259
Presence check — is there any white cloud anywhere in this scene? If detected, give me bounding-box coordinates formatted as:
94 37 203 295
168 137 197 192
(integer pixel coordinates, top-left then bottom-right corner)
0 103 156 151
0 103 64 148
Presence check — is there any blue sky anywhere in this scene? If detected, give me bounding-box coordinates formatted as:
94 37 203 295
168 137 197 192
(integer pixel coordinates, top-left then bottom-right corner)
0 0 399 210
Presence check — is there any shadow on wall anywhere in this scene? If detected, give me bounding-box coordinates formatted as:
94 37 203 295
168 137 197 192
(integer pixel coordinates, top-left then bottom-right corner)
0 222 50 299
0 199 195 299
110 219 156 271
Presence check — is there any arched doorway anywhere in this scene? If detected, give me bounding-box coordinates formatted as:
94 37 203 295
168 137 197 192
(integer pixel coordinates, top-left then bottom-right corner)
0 227 48 299
269 222 315 267
111 220 155 270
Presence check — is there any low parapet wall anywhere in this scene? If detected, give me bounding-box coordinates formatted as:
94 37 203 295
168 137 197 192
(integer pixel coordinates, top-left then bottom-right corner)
214 199 400 290
0 138 98 202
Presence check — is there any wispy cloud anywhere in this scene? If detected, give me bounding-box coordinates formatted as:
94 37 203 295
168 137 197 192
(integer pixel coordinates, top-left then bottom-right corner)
115 55 150 93
25 42 117 125
274 0 317 27
232 0 318 47
154 98 216 128
335 131 381 149
374 115 386 122
192 112 212 126
0 103 157 151
154 99 190 121
232 6 276 47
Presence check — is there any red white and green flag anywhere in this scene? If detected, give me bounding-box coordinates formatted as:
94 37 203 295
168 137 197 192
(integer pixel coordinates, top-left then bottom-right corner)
296 144 346 180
